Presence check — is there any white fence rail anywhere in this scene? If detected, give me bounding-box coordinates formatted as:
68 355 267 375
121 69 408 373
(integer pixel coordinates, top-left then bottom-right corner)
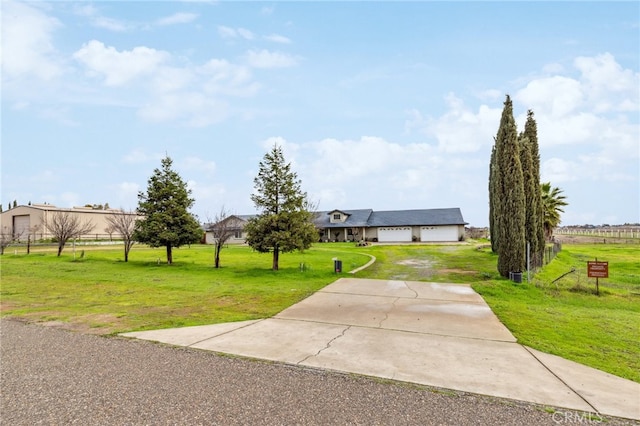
556 228 640 239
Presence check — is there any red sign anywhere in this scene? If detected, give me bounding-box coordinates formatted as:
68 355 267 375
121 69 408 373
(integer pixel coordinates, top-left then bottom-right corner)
587 261 609 278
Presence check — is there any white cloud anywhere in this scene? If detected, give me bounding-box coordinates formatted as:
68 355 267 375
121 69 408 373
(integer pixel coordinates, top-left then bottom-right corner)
93 16 131 32
70 41 263 126
188 180 227 213
180 157 217 175
138 92 229 127
575 53 637 94
541 158 581 183
515 76 584 117
156 12 198 26
60 192 82 208
72 4 132 32
246 49 299 68
261 6 275 15
574 53 639 113
1 0 63 80
218 26 254 40
424 93 501 153
122 149 156 164
39 106 79 126
516 53 639 119
151 66 194 93
111 182 140 211
264 34 292 44
270 135 488 215
73 40 170 86
199 59 260 97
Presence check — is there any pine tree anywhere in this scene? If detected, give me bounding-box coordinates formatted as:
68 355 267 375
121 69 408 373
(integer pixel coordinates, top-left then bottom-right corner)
134 156 202 265
493 95 525 277
522 110 545 268
245 144 318 271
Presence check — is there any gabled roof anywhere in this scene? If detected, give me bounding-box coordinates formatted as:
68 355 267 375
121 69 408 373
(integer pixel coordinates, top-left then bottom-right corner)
313 209 373 228
205 214 256 231
367 208 467 227
205 208 467 231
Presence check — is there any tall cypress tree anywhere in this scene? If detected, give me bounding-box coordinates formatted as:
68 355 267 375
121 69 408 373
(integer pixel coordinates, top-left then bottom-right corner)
488 143 499 253
494 95 526 277
523 110 545 268
519 135 538 270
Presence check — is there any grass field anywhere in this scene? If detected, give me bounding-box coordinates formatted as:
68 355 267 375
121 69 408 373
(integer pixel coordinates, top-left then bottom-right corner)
0 244 370 333
1 241 638 382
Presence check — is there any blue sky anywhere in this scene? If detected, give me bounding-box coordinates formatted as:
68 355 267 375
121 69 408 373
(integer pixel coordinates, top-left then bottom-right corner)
2 1 639 227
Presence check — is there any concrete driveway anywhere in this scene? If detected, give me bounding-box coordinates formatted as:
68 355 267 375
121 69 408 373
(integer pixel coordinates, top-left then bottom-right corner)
121 278 639 421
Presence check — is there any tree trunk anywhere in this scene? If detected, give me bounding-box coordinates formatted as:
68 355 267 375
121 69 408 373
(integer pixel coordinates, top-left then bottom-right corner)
57 243 64 257
166 244 172 265
214 243 221 268
124 246 129 262
272 245 279 271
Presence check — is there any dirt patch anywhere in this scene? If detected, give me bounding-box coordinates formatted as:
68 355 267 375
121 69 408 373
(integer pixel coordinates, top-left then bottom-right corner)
396 259 434 268
15 312 126 335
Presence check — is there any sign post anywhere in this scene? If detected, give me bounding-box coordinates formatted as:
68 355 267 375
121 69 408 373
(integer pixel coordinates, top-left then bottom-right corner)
587 258 608 296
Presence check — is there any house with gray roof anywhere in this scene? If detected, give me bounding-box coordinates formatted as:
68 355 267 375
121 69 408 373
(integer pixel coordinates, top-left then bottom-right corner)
206 208 467 244
315 208 467 242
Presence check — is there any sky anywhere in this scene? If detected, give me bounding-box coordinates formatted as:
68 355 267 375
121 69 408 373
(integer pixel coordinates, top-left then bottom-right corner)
1 1 639 227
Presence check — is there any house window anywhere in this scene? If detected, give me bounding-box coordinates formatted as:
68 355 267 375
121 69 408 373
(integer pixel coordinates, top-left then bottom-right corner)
234 230 242 239
333 213 341 220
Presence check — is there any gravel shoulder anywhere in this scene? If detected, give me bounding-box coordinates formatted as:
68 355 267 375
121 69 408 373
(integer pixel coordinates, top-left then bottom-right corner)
2 319 636 425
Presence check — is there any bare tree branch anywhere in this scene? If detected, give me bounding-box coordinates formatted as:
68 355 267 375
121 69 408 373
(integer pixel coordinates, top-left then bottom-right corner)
0 226 23 255
207 206 238 268
44 211 95 256
105 210 138 262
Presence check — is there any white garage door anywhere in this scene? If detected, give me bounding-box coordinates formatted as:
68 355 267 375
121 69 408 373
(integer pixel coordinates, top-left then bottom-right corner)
378 227 412 242
13 215 30 240
420 226 458 242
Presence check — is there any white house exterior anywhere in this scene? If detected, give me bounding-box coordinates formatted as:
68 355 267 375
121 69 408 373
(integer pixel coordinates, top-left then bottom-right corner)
205 208 467 244
203 215 256 245
314 208 467 243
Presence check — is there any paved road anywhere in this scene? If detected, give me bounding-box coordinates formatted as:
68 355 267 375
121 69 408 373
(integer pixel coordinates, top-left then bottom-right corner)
2 320 636 425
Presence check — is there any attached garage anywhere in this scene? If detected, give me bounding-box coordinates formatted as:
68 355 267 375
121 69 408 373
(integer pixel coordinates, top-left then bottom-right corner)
377 226 412 242
420 225 459 242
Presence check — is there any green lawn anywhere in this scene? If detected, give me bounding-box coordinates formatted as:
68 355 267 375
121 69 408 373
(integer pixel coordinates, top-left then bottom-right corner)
1 241 638 382
0 243 369 333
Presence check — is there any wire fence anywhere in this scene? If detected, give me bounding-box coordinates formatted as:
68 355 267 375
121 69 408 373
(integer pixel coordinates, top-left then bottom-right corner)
543 241 562 266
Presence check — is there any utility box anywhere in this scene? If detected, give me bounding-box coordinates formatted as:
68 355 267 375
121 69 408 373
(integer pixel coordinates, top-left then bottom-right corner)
334 259 342 273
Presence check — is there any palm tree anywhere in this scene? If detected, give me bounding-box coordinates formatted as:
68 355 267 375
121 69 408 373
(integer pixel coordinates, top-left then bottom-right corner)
541 182 568 240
